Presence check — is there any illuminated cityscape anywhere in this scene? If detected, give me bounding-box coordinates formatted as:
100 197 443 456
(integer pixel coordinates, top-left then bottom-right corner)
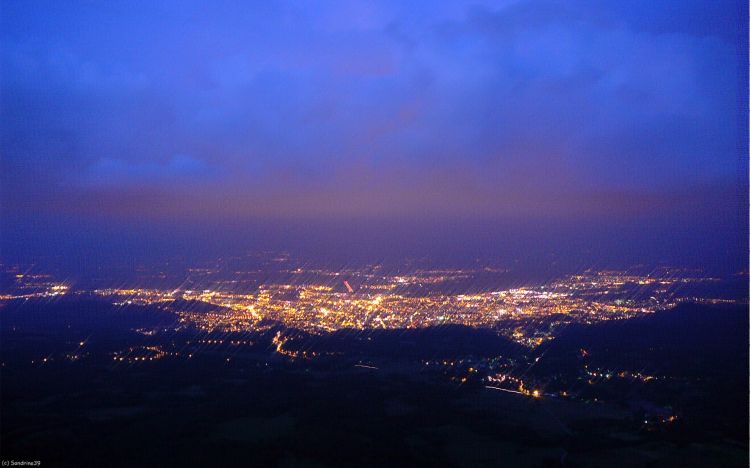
4 261 741 345
2 258 745 406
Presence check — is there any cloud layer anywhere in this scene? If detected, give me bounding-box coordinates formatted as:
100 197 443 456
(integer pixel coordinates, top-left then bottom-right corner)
1 0 746 221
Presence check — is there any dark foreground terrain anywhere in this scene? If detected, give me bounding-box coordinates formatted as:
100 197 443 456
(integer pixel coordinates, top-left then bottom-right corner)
1 299 747 467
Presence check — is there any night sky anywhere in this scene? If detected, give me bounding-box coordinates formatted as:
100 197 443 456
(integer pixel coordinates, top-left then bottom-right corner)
1 1 747 272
